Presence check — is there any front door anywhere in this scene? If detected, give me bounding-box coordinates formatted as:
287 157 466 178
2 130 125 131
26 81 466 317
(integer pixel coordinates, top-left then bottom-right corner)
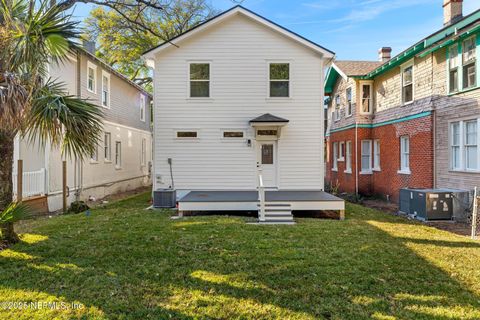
257 141 277 188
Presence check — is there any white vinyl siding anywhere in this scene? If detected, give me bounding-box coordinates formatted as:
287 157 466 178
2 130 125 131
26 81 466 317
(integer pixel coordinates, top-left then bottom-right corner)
450 119 480 171
399 136 410 174
361 140 372 173
153 14 325 190
345 141 352 173
373 140 380 170
332 142 338 171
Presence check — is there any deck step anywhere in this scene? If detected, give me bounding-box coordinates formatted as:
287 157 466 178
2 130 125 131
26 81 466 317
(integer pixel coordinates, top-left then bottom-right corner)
258 202 294 224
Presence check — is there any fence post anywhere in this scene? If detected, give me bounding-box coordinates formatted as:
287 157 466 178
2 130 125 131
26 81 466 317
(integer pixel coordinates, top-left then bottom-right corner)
17 159 23 203
472 187 478 240
62 161 67 214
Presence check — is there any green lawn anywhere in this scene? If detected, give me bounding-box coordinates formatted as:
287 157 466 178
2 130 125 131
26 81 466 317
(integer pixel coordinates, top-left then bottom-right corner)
1 193 480 319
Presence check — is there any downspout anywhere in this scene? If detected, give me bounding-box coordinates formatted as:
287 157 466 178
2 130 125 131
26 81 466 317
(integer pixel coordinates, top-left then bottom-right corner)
433 111 436 188
355 122 359 196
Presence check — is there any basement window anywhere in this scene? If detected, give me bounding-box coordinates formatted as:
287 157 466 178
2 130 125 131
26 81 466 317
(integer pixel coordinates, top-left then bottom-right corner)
176 131 198 139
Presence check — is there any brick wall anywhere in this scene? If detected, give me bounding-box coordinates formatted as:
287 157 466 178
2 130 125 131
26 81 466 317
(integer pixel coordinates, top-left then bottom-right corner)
326 115 434 202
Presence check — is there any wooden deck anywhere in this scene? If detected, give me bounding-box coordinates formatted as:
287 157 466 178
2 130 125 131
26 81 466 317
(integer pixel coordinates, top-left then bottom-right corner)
178 190 345 218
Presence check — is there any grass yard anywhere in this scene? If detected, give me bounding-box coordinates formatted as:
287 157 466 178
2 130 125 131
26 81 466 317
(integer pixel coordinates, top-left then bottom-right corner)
1 193 480 319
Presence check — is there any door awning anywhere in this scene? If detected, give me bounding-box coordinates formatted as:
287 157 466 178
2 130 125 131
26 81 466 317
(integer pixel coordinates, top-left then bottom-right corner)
249 113 289 127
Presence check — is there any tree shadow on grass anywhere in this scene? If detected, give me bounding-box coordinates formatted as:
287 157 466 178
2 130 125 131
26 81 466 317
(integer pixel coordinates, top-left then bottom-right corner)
1 198 480 319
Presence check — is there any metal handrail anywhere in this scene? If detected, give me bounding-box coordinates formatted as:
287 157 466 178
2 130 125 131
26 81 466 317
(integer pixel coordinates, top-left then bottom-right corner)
257 167 266 222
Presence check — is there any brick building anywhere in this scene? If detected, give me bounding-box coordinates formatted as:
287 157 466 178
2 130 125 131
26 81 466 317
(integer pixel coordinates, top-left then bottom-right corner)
325 0 480 202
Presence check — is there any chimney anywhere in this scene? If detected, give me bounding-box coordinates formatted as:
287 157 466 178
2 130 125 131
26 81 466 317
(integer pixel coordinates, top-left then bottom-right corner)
378 47 392 63
82 40 96 55
444 0 463 26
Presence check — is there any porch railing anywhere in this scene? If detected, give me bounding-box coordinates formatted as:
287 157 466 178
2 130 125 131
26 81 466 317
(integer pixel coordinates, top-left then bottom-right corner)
257 167 266 222
13 168 46 198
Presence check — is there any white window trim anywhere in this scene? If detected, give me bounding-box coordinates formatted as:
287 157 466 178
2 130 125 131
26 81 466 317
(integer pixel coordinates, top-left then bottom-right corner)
358 80 373 115
220 129 246 140
87 61 97 94
461 35 477 90
448 44 460 94
140 94 146 122
345 87 353 117
101 70 111 108
344 141 352 173
187 61 212 100
332 142 338 171
401 60 414 106
373 139 381 171
267 60 292 99
449 118 480 172
334 94 341 122
174 129 200 140
338 141 345 161
360 139 372 174
398 135 411 174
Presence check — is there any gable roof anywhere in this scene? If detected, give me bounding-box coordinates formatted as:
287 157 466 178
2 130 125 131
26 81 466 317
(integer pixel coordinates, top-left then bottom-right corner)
324 60 381 94
250 113 289 123
142 5 334 61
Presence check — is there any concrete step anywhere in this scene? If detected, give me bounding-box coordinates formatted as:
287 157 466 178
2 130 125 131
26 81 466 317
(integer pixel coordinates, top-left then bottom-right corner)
264 211 293 216
257 221 296 225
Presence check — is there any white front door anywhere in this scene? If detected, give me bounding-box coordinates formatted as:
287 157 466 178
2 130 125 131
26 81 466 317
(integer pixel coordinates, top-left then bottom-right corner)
257 141 277 188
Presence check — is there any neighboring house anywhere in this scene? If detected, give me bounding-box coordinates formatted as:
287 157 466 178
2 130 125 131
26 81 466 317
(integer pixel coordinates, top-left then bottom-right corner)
325 0 480 202
13 45 153 212
143 6 344 222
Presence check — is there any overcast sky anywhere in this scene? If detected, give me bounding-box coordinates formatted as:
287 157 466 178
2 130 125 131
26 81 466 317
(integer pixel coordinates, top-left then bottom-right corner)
70 0 480 61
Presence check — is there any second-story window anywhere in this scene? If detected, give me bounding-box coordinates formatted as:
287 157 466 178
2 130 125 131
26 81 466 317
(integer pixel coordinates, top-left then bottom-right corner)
269 63 290 97
140 94 146 122
190 63 210 98
360 83 372 114
449 45 459 93
462 36 476 89
87 62 96 93
102 72 110 108
346 87 352 116
402 63 413 104
334 95 340 121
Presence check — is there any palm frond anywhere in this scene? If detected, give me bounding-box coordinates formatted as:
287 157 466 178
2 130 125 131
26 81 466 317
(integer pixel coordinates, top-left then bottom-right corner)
24 80 104 160
0 202 30 225
0 71 29 130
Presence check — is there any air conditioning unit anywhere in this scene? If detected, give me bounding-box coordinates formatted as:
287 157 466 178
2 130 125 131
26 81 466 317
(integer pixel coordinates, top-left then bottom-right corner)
153 189 177 208
399 188 469 221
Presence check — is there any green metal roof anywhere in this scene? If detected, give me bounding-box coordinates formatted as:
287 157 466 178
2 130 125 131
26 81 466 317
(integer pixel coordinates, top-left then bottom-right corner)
325 66 340 94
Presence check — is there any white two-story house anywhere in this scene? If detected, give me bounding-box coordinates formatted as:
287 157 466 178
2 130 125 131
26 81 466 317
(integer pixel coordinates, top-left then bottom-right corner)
143 6 344 222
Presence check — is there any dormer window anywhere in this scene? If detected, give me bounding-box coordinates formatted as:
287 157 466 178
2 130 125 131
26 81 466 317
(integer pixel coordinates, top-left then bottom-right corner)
359 81 372 114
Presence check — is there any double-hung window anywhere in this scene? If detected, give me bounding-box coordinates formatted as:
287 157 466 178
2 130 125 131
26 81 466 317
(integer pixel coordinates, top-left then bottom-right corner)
339 141 345 160
399 136 410 173
345 141 352 172
463 36 476 89
360 82 372 114
346 88 352 116
334 95 340 121
189 63 210 98
450 120 480 171
361 140 372 172
373 140 380 170
269 63 290 97
402 63 414 104
332 142 338 170
449 45 459 93
115 141 122 168
87 62 96 93
102 71 110 108
104 132 111 161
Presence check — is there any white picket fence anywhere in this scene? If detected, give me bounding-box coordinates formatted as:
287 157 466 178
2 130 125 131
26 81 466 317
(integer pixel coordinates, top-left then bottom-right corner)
12 168 46 198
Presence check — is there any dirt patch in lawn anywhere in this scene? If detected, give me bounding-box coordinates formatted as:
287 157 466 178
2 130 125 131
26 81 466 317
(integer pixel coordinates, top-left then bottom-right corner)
87 186 152 208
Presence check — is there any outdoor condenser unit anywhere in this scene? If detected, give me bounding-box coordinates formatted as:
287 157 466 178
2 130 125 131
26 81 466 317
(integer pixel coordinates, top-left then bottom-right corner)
399 188 470 221
153 189 177 208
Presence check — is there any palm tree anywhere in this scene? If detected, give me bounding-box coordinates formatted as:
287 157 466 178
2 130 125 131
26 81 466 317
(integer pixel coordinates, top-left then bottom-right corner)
0 0 103 244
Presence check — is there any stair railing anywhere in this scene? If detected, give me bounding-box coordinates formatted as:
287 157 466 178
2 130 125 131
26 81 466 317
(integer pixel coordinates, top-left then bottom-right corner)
257 167 266 222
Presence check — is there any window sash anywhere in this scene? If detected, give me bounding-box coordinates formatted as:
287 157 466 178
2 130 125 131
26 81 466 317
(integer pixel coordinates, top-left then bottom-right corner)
115 142 121 167
88 67 95 91
189 63 210 98
333 142 338 169
339 142 345 159
104 133 111 161
402 65 414 104
361 84 371 113
269 63 290 97
400 136 410 170
346 88 352 116
346 141 351 171
463 37 476 64
102 75 109 106
373 140 380 169
361 140 372 171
